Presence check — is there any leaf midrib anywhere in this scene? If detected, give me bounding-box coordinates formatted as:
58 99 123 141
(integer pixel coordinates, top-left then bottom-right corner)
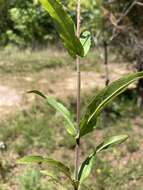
87 77 140 123
41 0 75 41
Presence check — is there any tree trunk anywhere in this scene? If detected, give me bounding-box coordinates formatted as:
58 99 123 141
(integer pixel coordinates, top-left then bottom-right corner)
137 58 143 107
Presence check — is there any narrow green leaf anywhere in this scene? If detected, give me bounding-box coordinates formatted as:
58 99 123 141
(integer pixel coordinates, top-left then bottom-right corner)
39 0 84 58
80 31 91 56
28 90 76 137
78 135 128 184
17 156 71 179
80 72 143 137
17 155 43 164
78 154 94 184
96 135 128 153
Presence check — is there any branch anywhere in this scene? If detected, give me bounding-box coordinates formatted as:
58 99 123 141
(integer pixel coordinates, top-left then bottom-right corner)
93 1 143 46
116 1 136 26
109 0 143 43
135 1 143 6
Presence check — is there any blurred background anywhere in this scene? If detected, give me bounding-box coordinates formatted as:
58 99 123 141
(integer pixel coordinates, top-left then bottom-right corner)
0 0 143 189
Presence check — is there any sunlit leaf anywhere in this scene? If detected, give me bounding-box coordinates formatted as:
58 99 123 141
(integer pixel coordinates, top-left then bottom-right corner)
96 134 128 153
17 155 43 164
39 0 84 58
78 135 128 184
17 156 71 179
17 155 77 188
28 90 76 137
78 154 94 184
80 72 143 137
80 31 91 56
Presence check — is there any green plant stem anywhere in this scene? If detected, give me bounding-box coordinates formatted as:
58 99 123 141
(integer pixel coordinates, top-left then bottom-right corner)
75 0 81 186
104 41 109 86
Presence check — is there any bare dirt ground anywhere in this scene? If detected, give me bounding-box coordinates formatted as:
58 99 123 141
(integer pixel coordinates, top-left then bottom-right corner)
0 62 132 120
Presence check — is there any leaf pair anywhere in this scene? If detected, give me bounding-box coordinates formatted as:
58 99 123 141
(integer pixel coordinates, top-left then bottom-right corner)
29 71 143 138
17 135 128 188
39 0 91 58
17 156 71 177
17 156 76 189
78 135 128 184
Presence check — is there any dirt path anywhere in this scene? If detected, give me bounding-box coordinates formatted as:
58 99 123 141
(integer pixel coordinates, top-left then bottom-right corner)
0 62 132 119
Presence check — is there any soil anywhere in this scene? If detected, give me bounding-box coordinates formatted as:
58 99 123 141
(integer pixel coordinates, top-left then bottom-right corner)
0 62 132 119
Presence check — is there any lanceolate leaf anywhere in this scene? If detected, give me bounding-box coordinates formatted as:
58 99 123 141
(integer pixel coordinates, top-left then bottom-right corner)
80 72 143 137
17 155 43 164
78 154 95 184
17 156 71 179
80 31 91 56
28 90 76 137
39 0 84 58
96 135 128 153
78 135 128 184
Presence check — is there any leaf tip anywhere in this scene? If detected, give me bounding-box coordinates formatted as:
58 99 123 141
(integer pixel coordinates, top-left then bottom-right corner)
27 90 46 99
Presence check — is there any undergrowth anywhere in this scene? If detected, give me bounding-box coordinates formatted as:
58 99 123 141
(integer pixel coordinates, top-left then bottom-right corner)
0 88 143 189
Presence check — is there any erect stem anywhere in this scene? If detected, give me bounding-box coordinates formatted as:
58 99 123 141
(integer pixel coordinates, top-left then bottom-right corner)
75 0 81 186
103 41 109 86
76 0 81 38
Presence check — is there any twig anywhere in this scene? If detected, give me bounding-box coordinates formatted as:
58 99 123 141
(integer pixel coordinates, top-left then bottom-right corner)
116 1 136 26
135 1 143 6
109 0 143 43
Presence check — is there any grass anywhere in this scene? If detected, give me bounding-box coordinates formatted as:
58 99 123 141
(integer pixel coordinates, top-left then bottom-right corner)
0 47 142 189
18 167 46 190
0 47 71 74
0 47 101 75
1 87 143 190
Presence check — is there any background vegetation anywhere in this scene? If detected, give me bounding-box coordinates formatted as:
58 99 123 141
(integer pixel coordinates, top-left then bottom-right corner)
0 0 143 189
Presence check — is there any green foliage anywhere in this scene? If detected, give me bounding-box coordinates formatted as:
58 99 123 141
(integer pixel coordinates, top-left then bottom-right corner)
18 70 143 188
17 156 71 178
17 156 75 188
78 135 128 185
0 0 95 50
0 0 56 47
80 72 143 137
80 31 91 56
28 90 76 137
0 71 141 189
0 0 138 49
9 6 40 46
38 0 84 58
26 72 143 140
78 154 95 185
96 135 128 153
17 1 143 190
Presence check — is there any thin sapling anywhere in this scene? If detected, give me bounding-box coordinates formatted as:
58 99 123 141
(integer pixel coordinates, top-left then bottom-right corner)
17 0 143 190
